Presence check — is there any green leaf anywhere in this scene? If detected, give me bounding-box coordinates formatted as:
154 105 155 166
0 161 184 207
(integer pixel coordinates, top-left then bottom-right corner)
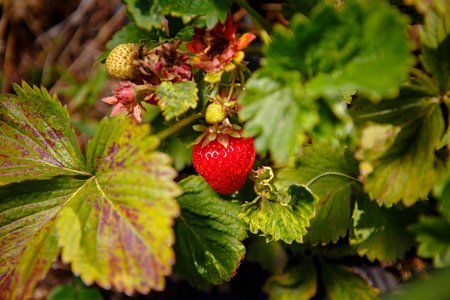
277 144 358 244
438 172 450 220
123 0 231 30
409 216 450 268
246 236 287 274
240 1 413 162
106 23 161 50
155 81 199 121
419 2 450 94
352 92 444 206
239 71 319 163
173 175 247 288
49 285 77 300
320 261 380 300
0 82 89 185
48 283 102 300
56 116 181 295
160 135 193 171
264 257 318 300
265 2 414 101
350 193 418 263
77 288 102 300
383 266 450 300
239 184 319 244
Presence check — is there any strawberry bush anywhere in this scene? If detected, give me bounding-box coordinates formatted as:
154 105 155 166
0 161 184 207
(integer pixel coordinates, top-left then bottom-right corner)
1 0 450 299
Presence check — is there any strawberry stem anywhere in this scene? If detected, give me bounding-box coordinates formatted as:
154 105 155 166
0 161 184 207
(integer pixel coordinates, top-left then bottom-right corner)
306 172 361 187
156 113 203 140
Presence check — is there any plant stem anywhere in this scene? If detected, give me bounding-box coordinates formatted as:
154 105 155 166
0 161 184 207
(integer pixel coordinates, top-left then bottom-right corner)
306 172 361 187
233 0 273 34
156 113 203 140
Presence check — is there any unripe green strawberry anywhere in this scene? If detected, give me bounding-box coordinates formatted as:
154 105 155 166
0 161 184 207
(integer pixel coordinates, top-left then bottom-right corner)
205 102 227 124
192 134 255 194
105 43 139 81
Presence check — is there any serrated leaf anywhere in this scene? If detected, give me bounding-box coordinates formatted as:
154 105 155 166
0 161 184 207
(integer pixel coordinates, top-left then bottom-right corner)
352 92 444 206
350 193 418 263
320 261 380 300
123 0 231 30
57 116 181 295
277 144 358 244
264 257 318 300
264 2 413 101
239 71 319 163
173 175 247 288
0 179 80 300
239 184 319 244
0 82 89 185
0 86 181 298
240 1 413 162
409 216 450 268
419 1 450 94
155 81 198 121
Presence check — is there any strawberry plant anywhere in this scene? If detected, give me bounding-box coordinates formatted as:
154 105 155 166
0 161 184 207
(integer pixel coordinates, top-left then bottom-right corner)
1 0 450 299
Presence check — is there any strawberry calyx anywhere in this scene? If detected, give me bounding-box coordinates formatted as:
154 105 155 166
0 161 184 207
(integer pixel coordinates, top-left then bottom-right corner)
193 118 243 149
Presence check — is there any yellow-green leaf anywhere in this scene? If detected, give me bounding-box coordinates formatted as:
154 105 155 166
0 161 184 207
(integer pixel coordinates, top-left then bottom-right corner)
57 116 181 295
155 81 198 121
0 82 89 185
239 185 319 244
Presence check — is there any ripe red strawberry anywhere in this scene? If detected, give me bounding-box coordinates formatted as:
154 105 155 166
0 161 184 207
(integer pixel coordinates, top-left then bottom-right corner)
192 133 255 194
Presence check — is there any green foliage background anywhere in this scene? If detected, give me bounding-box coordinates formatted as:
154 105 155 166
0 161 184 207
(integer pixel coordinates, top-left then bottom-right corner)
1 0 450 299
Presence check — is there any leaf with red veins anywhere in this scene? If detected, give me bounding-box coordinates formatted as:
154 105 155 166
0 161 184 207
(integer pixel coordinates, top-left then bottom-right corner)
1 114 181 298
0 82 89 185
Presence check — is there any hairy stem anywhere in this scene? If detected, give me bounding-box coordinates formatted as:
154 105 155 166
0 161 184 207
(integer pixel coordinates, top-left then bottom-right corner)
306 172 361 187
156 113 203 140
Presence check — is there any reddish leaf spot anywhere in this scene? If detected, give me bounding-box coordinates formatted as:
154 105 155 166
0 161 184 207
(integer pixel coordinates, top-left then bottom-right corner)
115 158 126 168
107 142 119 156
